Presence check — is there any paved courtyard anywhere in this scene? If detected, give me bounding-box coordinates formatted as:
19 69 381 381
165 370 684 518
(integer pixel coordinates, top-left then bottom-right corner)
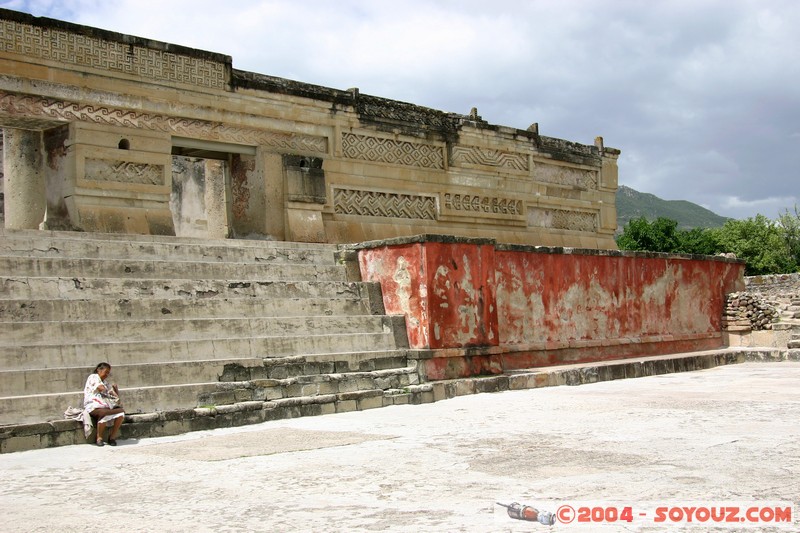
1 362 798 532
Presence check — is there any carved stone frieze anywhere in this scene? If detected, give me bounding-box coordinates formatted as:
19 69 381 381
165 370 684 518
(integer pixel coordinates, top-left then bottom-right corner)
0 20 227 90
443 193 523 217
0 91 327 153
341 132 444 169
450 145 528 172
84 158 165 186
534 162 598 189
334 188 437 220
527 207 598 232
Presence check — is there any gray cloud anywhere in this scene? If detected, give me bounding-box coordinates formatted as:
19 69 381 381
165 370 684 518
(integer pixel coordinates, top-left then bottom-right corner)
7 0 799 219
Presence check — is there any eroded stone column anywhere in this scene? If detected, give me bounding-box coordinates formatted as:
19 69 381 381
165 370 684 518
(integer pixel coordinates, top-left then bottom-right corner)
204 159 230 239
3 128 45 229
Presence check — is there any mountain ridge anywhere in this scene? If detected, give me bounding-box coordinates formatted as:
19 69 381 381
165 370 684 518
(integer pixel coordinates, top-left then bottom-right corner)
616 185 731 231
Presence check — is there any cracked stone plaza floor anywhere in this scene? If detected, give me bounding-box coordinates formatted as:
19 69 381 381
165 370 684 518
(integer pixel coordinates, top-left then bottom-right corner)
1 362 798 532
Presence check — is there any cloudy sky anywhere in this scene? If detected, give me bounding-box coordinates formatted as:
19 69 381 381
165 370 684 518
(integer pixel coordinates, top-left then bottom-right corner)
4 0 799 220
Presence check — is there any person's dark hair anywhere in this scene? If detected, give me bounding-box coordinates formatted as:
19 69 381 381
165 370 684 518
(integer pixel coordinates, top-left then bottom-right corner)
94 362 111 374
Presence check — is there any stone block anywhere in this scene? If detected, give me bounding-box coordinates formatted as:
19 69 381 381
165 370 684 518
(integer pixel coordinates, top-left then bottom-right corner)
2 434 43 453
609 364 626 381
128 412 161 423
454 380 475 396
580 366 599 383
549 371 567 386
212 391 236 405
268 366 289 379
358 395 384 410
319 403 336 416
626 362 642 379
508 374 530 390
46 429 83 448
215 404 240 415
357 359 376 372
9 422 54 437
233 389 253 403
159 420 187 437
162 408 196 422
564 369 582 386
474 376 508 394
431 382 447 402
298 404 323 417
238 401 264 412
118 422 151 440
337 379 361 393
335 400 358 413
388 394 410 406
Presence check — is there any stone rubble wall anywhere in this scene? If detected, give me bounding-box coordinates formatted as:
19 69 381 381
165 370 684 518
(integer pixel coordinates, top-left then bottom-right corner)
745 273 800 297
724 274 800 331
723 292 780 331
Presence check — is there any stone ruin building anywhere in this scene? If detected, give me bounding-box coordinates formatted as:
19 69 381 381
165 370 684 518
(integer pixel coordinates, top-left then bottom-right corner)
5 9 788 454
0 9 619 247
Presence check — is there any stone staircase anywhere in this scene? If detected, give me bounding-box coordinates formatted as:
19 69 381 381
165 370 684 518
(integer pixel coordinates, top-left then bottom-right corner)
786 296 800 321
787 325 800 360
0 228 416 432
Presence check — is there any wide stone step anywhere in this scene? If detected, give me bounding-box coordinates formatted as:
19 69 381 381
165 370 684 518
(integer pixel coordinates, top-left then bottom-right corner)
258 350 412 378
0 384 218 426
0 277 373 301
0 351 412 396
0 331 402 371
0 232 337 265
0 296 371 322
0 358 266 396
0 227 338 249
0 315 394 346
0 256 346 282
195 367 419 408
0 366 418 425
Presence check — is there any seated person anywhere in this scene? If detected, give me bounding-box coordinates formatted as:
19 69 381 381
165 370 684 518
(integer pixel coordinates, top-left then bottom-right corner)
83 362 125 446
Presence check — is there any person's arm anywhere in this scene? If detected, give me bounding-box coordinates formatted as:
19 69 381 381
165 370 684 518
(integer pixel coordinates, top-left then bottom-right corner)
87 374 107 394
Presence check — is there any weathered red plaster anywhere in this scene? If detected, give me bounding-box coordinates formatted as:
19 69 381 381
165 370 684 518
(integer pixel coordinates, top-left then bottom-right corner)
358 241 498 349
494 252 740 346
358 239 745 379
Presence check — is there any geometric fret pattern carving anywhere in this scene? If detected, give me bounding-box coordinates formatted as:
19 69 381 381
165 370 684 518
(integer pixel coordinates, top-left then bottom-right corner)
450 145 528 171
0 20 227 90
84 159 165 186
527 207 598 232
334 188 437 220
0 92 328 153
341 133 444 169
443 193 523 216
535 162 598 189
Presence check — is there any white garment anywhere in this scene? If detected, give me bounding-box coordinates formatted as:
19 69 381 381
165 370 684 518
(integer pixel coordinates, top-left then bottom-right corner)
82 373 124 425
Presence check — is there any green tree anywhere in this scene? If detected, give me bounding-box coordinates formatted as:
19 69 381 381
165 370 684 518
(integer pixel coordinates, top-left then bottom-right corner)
777 206 800 267
616 217 682 253
713 215 797 275
676 227 722 256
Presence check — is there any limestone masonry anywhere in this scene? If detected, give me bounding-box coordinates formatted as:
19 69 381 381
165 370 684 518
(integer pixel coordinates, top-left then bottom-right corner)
0 8 618 248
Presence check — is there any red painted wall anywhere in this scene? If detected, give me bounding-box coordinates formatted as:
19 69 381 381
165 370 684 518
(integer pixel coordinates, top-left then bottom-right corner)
357 238 745 377
358 241 498 349
494 251 743 347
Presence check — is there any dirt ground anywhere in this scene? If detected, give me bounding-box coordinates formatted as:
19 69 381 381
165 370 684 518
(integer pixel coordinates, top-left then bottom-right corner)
1 362 798 532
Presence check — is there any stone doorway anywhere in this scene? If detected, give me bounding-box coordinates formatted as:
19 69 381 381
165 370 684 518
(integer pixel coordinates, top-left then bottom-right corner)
170 138 263 239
